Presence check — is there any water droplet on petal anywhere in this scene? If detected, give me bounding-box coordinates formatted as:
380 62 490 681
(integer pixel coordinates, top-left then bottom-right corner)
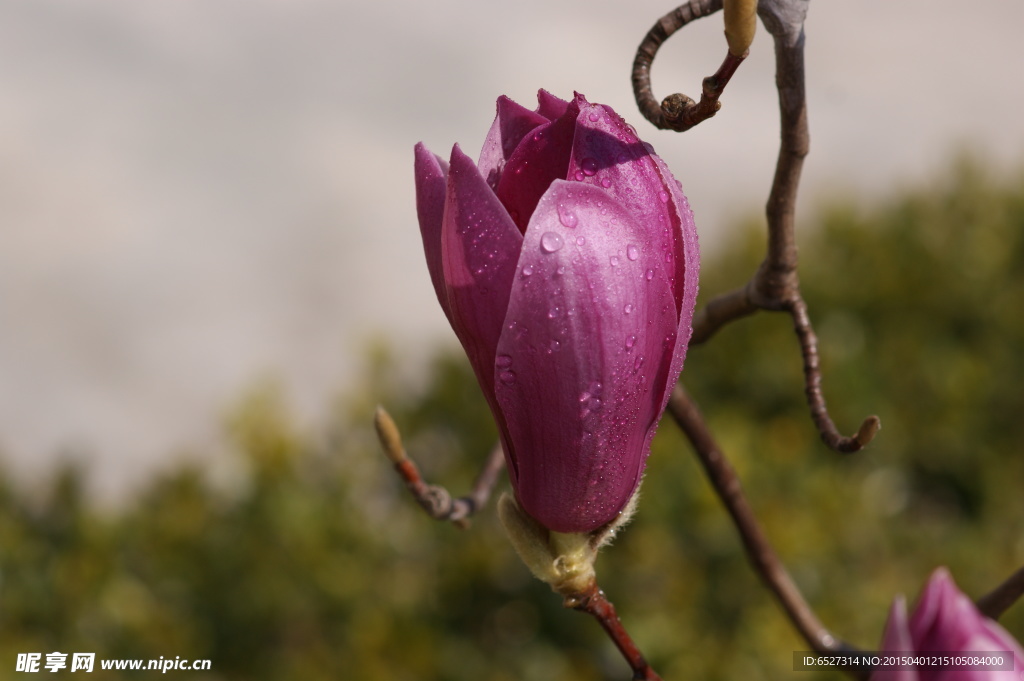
658 191 670 203
557 205 578 228
549 339 561 353
645 268 655 281
499 370 517 385
547 306 562 319
625 335 636 349
581 158 598 176
633 355 644 372
540 231 564 253
574 170 585 181
626 244 639 261
588 112 600 122
576 236 586 246
600 177 612 188
522 264 534 277
610 255 620 267
496 354 513 368
624 303 633 314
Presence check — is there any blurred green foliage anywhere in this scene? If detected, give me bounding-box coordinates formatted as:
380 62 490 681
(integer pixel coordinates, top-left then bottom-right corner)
1 160 1023 680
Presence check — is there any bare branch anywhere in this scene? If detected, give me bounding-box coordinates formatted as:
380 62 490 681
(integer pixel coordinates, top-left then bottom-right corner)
976 565 1024 621
689 284 757 346
374 406 505 528
667 385 870 680
632 0 749 133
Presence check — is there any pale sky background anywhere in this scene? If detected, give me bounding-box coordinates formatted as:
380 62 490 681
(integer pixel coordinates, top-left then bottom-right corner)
1 0 1022 500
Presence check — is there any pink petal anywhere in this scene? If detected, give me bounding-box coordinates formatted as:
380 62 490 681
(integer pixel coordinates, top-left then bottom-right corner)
477 96 549 192
565 95 700 412
910 568 967 652
495 98 580 234
911 570 1024 681
494 180 678 533
873 597 920 681
649 150 700 415
566 95 690 316
536 89 570 121
441 144 523 403
414 143 453 323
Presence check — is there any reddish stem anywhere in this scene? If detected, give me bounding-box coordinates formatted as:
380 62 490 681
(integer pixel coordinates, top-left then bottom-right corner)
567 582 663 681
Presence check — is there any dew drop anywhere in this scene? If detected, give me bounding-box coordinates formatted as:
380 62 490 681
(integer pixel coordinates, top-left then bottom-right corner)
609 255 620 267
556 265 566 275
557 205 578 228
499 370 517 385
633 355 644 372
645 268 655 281
624 303 634 314
581 158 598 176
658 190 670 203
600 177 612 188
625 335 636 349
665 252 673 263
496 354 513 369
548 339 561 353
626 244 639 261
574 170 585 181
547 306 562 319
588 112 600 122
576 236 586 246
540 231 564 253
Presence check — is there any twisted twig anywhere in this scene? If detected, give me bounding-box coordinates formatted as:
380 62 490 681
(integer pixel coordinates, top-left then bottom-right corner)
632 0 747 132
374 406 505 528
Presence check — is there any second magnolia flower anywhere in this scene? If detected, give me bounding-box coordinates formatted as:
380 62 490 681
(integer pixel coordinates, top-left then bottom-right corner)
415 91 699 533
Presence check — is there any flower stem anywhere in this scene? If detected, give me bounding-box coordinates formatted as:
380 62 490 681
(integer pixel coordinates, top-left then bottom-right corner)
565 581 663 681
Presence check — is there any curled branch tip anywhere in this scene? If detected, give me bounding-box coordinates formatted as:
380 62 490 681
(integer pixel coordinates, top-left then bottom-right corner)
788 299 881 454
632 0 747 132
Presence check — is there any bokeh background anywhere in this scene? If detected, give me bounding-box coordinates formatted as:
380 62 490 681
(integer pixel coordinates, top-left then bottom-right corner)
1 1 1023 679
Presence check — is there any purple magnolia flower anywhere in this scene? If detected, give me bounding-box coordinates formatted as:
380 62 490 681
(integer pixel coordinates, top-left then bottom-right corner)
873 568 1024 681
414 90 699 533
